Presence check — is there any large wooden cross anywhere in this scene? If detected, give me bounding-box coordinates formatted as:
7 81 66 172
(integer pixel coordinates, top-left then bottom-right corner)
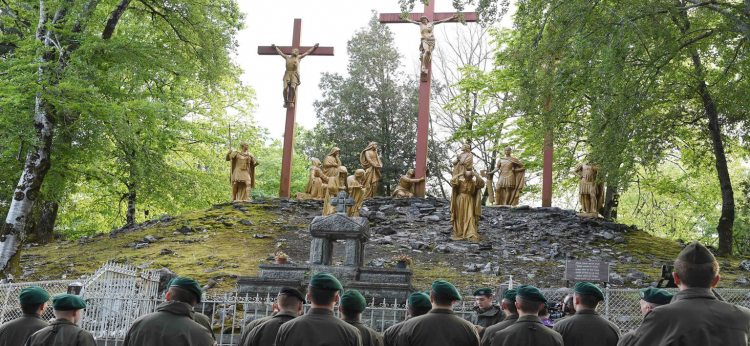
380 1 477 197
258 19 334 198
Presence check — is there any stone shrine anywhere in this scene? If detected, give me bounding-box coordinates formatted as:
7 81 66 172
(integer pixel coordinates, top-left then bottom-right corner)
237 191 414 302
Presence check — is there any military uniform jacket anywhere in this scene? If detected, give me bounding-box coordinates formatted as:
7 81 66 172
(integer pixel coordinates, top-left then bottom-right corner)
239 312 277 344
617 330 636 346
24 318 96 346
122 300 214 346
242 310 297 346
553 309 621 346
344 318 384 346
384 317 413 346
621 288 750 346
472 305 505 330
274 308 362 346
490 315 563 346
194 312 215 340
0 313 48 346
481 315 518 346
393 309 480 346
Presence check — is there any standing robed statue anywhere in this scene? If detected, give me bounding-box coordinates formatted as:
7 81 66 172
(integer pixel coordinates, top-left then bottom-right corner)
322 147 347 215
573 159 604 217
487 147 526 206
360 142 382 198
452 143 474 177
226 142 259 202
450 169 484 241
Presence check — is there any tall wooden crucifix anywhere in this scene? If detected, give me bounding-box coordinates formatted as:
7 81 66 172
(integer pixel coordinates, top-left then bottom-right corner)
258 19 334 198
380 2 477 197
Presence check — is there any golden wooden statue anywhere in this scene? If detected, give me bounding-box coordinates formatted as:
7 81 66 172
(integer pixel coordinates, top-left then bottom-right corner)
450 169 484 241
271 43 319 107
360 142 382 198
296 158 328 200
403 14 458 81
392 169 425 198
226 142 259 202
452 143 474 177
322 147 347 215
347 169 366 217
487 147 526 206
573 161 604 217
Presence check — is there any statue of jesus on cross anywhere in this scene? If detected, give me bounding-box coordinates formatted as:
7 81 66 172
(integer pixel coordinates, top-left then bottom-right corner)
271 43 319 107
403 14 458 79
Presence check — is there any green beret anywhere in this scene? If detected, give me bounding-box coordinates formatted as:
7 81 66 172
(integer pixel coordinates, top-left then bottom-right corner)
52 294 86 311
340 290 367 312
503 289 517 302
574 282 604 301
431 280 461 301
19 286 51 305
516 285 547 302
168 277 203 303
473 287 493 297
309 272 343 291
278 287 305 302
640 287 674 305
677 241 716 264
408 292 432 309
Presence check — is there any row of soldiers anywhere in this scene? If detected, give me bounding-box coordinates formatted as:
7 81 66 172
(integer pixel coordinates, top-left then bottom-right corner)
2 241 750 346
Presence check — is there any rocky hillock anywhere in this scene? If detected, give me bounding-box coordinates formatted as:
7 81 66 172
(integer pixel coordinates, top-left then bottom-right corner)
13 197 750 294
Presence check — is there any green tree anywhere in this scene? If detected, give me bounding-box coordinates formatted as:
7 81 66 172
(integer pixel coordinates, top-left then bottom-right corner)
312 13 419 196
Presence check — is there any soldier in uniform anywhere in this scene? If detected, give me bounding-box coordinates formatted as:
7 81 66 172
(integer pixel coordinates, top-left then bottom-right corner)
24 294 95 346
0 286 50 346
275 273 362 346
621 241 750 346
490 285 563 346
384 292 432 346
123 277 214 346
242 287 304 346
617 287 673 346
553 282 620 346
481 289 518 346
194 312 215 340
340 290 384 346
470 287 504 337
393 280 480 346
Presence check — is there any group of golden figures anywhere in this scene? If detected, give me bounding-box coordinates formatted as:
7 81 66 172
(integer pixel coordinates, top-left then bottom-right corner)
226 142 605 242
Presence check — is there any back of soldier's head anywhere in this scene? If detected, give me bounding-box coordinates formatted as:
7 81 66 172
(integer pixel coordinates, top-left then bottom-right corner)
516 297 544 314
278 294 303 311
574 292 599 309
308 286 337 305
169 286 198 306
674 241 719 288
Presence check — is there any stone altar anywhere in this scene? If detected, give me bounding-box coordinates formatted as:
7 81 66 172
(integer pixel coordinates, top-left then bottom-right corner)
237 191 414 302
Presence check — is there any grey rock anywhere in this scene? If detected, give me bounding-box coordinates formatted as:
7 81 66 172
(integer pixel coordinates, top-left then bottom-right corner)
159 249 174 255
601 232 614 240
434 245 450 253
253 234 270 239
626 271 646 281
614 236 626 244
143 235 157 243
736 276 749 286
177 226 193 234
135 243 149 249
374 226 396 235
609 273 624 285
423 215 441 222
240 220 254 226
153 268 178 292
739 260 750 271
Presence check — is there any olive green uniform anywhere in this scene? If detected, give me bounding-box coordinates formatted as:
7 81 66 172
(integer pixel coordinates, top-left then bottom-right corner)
393 309 480 346
620 288 750 346
274 308 362 346
123 300 214 346
344 317 384 346
481 315 518 346
553 309 620 346
0 314 48 346
242 310 297 346
471 305 505 332
384 317 413 346
194 312 215 340
239 312 277 344
490 315 563 346
617 330 635 346
24 319 96 346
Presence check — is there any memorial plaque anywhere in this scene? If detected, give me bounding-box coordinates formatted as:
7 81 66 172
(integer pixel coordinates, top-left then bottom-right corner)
564 260 610 282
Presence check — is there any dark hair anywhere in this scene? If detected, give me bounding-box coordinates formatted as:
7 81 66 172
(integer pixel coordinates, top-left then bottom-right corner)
278 294 302 310
503 300 518 315
169 286 198 306
674 259 719 288
21 304 43 315
410 306 431 317
309 287 337 306
341 307 362 318
538 306 549 316
516 297 543 314
574 292 599 309
431 292 455 306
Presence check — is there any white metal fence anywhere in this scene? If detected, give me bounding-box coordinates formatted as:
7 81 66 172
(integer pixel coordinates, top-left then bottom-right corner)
2 266 750 345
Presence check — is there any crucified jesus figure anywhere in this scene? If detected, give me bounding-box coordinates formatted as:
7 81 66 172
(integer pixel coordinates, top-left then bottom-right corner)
403 14 458 80
271 43 319 107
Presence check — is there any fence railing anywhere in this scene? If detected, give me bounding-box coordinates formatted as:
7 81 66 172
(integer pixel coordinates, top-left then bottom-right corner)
2 269 750 345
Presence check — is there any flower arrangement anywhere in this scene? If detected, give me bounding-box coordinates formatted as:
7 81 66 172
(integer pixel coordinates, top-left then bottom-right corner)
392 254 412 267
274 251 289 264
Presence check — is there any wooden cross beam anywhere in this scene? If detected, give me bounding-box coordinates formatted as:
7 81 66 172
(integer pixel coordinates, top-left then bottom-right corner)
258 19 334 198
329 191 355 214
379 1 477 197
